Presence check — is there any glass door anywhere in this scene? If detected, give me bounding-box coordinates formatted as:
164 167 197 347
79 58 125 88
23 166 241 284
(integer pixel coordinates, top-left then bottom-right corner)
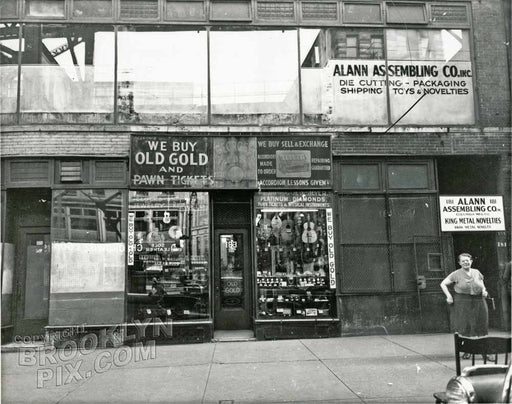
214 229 251 330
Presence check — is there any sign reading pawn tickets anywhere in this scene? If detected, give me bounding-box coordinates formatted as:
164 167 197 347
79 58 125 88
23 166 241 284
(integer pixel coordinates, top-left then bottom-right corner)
439 196 505 232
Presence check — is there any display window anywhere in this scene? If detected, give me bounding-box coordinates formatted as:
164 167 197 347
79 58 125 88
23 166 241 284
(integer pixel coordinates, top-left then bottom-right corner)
127 191 210 322
50 189 127 325
52 189 125 243
255 192 336 319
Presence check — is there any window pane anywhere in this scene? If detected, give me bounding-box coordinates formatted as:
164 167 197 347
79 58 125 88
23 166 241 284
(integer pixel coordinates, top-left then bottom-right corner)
50 189 126 325
166 1 205 21
0 0 18 18
255 207 335 318
387 164 429 189
127 191 210 322
52 189 126 242
387 29 474 125
341 245 390 292
20 25 115 123
386 4 426 24
341 164 380 190
340 196 387 243
73 0 113 18
1 242 15 326
26 0 65 17
301 28 387 125
387 29 470 61
211 1 251 20
220 233 245 308
389 196 438 243
210 29 299 125
343 3 381 23
0 24 19 124
117 28 207 124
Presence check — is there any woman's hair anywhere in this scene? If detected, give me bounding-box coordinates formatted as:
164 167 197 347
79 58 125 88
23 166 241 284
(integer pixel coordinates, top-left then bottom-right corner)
458 252 472 261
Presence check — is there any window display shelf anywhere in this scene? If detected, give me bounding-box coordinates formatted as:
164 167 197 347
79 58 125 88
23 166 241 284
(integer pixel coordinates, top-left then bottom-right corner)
127 191 210 322
257 281 334 318
255 203 335 320
257 275 328 288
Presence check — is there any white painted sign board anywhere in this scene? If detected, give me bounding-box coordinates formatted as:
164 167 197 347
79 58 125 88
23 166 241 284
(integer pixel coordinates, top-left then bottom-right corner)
440 196 505 232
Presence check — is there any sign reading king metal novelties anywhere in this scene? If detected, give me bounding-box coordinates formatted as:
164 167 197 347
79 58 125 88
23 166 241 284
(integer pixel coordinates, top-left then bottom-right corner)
439 196 505 232
256 135 332 189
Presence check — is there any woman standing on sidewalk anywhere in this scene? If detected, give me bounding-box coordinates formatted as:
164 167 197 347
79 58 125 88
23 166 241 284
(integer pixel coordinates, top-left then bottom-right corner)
440 253 489 341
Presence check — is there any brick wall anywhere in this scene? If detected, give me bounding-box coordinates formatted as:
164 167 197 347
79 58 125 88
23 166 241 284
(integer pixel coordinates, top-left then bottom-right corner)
472 0 511 126
0 128 509 158
0 131 130 157
332 130 510 156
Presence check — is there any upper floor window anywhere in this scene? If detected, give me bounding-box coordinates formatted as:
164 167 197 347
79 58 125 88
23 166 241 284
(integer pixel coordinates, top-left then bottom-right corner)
210 28 300 125
5 24 475 127
301 28 474 126
20 24 115 124
387 29 474 125
0 24 20 125
301 28 387 125
117 27 208 125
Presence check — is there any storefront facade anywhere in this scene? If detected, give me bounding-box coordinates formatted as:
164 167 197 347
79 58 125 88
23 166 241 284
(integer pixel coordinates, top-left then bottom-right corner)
1 0 510 344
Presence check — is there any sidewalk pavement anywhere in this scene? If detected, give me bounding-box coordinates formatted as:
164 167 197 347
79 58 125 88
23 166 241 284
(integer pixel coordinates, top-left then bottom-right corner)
1 330 510 404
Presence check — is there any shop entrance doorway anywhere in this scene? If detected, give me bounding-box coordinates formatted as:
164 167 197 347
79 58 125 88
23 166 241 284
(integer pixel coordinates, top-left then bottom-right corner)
212 193 253 331
214 229 251 329
15 228 51 339
437 156 503 329
7 189 52 340
452 233 500 328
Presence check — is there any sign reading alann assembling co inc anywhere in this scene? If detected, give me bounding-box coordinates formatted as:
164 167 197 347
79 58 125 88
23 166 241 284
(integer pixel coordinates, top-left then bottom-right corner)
439 196 505 232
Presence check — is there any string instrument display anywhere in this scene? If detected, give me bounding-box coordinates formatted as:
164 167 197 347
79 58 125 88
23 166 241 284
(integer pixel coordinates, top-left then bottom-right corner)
255 207 332 318
302 213 318 247
259 212 272 241
271 212 282 233
270 212 282 247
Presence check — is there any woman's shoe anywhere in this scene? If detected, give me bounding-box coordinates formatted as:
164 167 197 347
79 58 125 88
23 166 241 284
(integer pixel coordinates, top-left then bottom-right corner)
462 353 471 359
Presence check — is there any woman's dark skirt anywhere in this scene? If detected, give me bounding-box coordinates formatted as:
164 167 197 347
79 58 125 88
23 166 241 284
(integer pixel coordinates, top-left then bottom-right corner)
453 293 489 337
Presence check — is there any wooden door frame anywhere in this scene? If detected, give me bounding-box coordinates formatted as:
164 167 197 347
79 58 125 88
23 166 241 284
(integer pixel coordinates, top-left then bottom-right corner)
14 226 51 339
213 228 252 330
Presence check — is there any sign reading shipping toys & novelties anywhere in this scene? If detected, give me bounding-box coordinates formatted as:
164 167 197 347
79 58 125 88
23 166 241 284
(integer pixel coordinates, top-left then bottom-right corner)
439 196 505 232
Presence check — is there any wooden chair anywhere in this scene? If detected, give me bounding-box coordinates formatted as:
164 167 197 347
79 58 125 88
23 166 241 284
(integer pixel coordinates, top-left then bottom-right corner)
433 334 511 403
454 333 511 376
